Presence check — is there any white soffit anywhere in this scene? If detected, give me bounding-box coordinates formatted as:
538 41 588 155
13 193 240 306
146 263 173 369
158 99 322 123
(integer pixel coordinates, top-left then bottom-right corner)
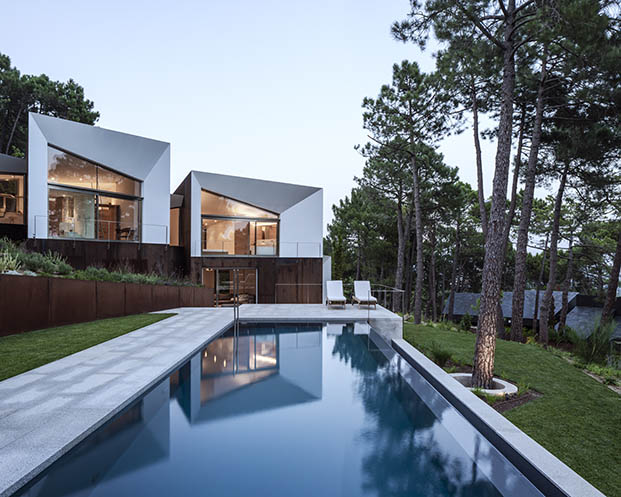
30 113 169 181
193 170 321 214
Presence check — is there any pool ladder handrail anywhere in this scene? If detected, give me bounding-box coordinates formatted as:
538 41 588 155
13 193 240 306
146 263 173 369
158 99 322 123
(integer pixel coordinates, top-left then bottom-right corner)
232 268 240 373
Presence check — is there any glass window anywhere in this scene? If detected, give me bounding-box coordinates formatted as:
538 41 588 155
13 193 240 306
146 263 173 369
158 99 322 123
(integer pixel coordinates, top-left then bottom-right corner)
48 147 97 189
47 146 142 242
97 167 140 196
255 221 277 255
201 190 275 218
202 218 254 255
48 188 96 239
0 174 25 225
97 196 140 241
48 146 140 195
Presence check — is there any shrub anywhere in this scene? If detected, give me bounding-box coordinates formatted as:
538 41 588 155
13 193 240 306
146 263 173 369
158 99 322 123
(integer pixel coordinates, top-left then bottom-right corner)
0 252 21 273
569 319 615 365
0 237 18 256
18 251 56 274
459 313 472 331
429 341 452 368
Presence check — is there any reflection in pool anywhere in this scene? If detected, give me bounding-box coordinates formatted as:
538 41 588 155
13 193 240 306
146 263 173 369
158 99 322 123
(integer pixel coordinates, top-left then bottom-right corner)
17 323 542 497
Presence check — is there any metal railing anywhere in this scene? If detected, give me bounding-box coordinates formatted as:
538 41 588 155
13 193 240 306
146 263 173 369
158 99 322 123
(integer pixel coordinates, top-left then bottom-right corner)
232 268 241 372
33 215 168 244
368 283 406 314
279 242 322 258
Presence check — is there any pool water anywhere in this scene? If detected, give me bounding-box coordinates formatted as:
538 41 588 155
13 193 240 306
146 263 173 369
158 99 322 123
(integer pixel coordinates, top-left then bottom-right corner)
18 323 542 497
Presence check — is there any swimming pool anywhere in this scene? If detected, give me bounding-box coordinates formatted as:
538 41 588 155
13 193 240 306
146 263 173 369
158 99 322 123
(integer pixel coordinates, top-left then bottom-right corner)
16 322 542 497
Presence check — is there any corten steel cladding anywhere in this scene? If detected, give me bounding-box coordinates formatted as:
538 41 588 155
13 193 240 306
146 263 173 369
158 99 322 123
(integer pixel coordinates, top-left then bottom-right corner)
95 281 126 319
125 283 153 314
0 274 50 336
49 278 97 327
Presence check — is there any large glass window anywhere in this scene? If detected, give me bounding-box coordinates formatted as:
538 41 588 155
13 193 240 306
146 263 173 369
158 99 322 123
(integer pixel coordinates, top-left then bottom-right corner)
201 190 275 218
0 174 25 225
48 188 96 239
98 196 140 241
201 190 278 256
48 146 140 195
48 147 96 189
47 146 141 241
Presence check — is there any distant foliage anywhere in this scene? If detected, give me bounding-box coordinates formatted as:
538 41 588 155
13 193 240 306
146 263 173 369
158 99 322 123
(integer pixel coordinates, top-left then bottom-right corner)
569 320 615 365
459 313 472 331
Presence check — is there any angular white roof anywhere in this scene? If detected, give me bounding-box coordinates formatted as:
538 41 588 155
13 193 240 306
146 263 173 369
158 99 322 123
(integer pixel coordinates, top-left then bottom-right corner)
0 153 26 174
30 113 169 181
193 170 320 214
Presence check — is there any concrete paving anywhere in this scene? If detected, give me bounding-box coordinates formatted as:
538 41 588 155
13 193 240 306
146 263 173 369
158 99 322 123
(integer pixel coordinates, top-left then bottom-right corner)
0 304 400 496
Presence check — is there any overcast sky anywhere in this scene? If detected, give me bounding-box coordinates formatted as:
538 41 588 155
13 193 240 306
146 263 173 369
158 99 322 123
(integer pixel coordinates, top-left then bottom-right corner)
2 0 500 231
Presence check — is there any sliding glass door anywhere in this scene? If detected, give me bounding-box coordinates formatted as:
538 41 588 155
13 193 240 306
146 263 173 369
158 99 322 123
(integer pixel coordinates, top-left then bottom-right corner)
203 268 257 306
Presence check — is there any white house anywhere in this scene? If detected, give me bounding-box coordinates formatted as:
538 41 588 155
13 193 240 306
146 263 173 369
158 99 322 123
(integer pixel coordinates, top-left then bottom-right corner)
27 113 171 244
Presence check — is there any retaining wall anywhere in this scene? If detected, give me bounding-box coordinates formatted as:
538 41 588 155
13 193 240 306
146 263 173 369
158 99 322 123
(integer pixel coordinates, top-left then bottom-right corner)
0 274 213 336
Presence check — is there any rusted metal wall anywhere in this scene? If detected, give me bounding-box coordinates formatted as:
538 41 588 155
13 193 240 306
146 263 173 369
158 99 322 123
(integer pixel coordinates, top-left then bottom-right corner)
23 239 186 276
0 275 214 337
190 257 323 304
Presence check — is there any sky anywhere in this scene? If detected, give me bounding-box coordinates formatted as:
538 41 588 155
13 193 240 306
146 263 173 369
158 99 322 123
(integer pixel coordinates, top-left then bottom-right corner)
2 0 500 232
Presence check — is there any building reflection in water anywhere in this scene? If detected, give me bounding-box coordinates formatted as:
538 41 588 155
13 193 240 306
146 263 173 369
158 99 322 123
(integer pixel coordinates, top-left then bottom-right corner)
173 324 323 424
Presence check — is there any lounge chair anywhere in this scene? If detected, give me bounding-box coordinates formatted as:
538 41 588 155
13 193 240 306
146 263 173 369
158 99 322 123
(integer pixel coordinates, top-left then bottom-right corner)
353 281 377 309
326 280 347 308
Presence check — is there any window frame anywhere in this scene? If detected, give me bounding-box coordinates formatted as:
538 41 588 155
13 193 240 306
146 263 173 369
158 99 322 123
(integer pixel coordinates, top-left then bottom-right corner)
46 145 143 243
201 214 280 257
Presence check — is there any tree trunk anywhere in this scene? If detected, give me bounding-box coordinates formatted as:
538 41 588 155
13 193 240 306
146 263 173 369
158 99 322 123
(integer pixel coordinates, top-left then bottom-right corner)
602 228 621 325
502 105 527 257
4 105 24 155
558 236 574 333
405 231 415 313
510 50 548 342
429 227 438 321
472 4 517 389
533 234 549 337
412 155 424 324
539 163 570 344
394 199 406 310
440 268 446 319
472 84 488 239
448 218 461 321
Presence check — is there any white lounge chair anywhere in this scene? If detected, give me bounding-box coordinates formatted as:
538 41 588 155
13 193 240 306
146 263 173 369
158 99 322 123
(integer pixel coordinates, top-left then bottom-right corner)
353 281 377 309
326 280 347 308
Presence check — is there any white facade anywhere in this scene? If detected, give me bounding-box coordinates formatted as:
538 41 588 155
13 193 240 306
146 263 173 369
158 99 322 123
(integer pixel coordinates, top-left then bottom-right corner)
188 170 323 258
27 113 171 244
279 189 323 257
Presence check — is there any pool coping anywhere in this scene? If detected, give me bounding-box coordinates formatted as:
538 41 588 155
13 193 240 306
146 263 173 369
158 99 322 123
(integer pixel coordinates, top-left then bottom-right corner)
391 338 605 497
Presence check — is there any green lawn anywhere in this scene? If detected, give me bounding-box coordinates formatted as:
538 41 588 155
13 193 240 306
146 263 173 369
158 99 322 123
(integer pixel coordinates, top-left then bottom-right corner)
0 313 175 382
405 323 621 497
